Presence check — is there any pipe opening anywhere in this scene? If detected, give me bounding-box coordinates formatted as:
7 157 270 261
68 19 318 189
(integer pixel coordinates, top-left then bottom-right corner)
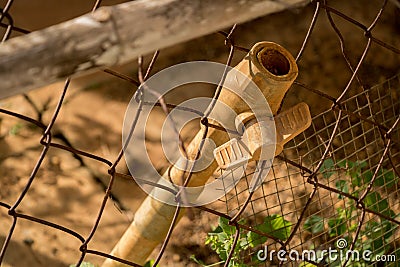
259 49 290 76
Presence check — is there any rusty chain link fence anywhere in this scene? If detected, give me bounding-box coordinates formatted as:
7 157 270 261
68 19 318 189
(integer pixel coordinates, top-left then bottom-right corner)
1 0 400 266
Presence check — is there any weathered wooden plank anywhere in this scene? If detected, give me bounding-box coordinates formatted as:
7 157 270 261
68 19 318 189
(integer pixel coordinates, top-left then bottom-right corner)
0 0 307 99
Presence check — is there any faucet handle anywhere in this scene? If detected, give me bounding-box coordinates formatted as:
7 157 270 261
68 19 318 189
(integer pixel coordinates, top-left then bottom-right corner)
274 102 311 156
213 138 252 171
213 102 311 170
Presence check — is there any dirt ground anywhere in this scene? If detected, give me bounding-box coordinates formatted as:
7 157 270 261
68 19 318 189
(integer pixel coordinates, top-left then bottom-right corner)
0 0 399 266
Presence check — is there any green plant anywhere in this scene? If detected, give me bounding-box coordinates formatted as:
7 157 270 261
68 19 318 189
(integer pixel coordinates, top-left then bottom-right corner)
144 259 160 267
304 159 399 266
193 215 291 266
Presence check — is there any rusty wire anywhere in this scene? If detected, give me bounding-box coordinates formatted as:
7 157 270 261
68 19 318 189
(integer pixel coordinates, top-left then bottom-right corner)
0 0 400 267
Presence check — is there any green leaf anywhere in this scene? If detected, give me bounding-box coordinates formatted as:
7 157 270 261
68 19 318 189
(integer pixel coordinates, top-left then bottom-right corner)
219 217 236 236
362 170 373 184
247 229 267 248
374 169 398 189
346 161 364 186
338 160 367 187
357 161 368 169
348 161 366 184
205 217 246 264
304 215 324 234
349 223 358 232
190 255 206 266
315 249 331 264
144 260 160 267
218 248 228 261
328 210 347 237
351 174 362 187
328 219 346 237
374 169 386 187
364 192 381 207
247 215 292 247
337 160 347 168
335 180 349 199
383 209 396 219
238 237 249 249
320 159 335 179
256 215 292 241
383 169 399 188
212 225 223 233
364 192 389 213
364 221 394 257
381 219 398 241
347 160 367 170
216 232 228 242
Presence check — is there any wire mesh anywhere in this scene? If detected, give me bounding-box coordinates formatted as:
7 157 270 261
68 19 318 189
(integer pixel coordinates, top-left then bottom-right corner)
0 0 399 267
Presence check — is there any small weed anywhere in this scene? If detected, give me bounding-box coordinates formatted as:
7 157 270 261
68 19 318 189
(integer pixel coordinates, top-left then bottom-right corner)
193 215 291 266
144 259 160 267
304 159 399 266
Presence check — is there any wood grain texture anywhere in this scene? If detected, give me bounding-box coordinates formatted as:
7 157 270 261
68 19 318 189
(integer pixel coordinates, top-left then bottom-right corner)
0 0 307 99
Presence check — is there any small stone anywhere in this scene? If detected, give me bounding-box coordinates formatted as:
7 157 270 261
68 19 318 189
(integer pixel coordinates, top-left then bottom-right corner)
23 238 34 246
172 253 181 261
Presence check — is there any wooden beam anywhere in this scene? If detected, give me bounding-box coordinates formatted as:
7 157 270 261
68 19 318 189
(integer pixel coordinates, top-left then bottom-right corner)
0 0 307 99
